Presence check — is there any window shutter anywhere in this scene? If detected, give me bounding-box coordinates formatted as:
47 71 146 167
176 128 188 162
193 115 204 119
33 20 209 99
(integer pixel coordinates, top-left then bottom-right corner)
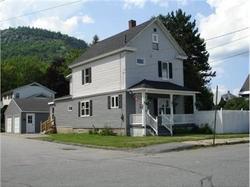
169 62 173 79
107 96 111 109
158 61 162 77
82 70 85 85
78 102 81 117
118 94 122 108
89 68 92 83
90 100 93 116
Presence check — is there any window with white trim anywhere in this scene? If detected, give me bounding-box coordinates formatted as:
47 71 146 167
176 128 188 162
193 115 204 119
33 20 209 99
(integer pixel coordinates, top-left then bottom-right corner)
152 33 159 43
80 100 90 117
82 67 92 85
68 105 73 111
111 95 119 108
158 61 173 79
136 58 145 65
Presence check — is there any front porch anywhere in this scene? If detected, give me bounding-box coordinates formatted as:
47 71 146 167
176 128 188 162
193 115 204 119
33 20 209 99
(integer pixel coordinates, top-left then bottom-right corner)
128 80 198 136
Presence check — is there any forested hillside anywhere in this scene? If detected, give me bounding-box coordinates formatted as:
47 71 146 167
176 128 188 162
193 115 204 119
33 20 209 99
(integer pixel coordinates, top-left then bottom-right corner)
1 27 88 95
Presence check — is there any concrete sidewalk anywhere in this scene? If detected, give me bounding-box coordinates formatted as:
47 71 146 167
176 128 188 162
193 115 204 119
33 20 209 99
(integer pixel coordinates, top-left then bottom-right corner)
133 137 249 154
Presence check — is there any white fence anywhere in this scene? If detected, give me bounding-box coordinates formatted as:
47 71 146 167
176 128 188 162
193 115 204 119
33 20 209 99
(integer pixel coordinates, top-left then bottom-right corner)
194 109 249 133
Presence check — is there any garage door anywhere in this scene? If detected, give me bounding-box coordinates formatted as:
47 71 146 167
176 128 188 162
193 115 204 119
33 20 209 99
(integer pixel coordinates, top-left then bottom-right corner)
14 117 20 133
6 118 12 133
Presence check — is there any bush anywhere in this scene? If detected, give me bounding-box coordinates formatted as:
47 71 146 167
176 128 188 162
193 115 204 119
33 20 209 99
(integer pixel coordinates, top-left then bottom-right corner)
195 124 213 134
88 128 99 135
99 126 116 136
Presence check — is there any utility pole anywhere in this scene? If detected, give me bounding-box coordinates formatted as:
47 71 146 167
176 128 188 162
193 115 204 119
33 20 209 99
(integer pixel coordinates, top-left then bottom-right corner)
213 85 218 146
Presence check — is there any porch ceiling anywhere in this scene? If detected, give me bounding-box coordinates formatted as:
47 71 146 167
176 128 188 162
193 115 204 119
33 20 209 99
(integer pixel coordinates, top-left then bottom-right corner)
128 79 199 95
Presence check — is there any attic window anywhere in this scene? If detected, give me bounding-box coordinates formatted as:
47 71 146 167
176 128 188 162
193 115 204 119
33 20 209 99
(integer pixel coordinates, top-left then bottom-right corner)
136 58 145 65
152 33 159 50
153 28 157 32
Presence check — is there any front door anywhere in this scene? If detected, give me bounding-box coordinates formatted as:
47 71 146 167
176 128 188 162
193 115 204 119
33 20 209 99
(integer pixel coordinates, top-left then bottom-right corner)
26 113 35 133
158 98 170 115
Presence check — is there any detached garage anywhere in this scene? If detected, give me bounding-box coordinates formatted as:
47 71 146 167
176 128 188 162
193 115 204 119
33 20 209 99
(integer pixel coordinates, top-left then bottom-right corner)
5 98 51 133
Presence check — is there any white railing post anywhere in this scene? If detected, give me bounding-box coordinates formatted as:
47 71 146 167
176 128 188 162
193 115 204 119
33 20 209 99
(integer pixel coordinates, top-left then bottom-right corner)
170 94 174 125
141 91 147 136
193 94 197 113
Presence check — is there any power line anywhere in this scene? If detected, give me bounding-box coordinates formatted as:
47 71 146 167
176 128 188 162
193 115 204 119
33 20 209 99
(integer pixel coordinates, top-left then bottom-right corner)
209 51 249 63
207 35 249 50
0 0 83 22
205 27 249 41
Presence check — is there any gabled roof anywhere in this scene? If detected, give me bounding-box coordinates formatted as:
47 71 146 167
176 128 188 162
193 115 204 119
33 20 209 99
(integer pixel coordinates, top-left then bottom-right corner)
13 98 52 112
70 18 187 67
129 79 196 92
240 74 249 92
221 91 237 101
2 82 56 96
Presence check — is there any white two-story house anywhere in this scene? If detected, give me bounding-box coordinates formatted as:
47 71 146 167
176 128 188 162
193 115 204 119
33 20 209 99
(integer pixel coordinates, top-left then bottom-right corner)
53 18 198 136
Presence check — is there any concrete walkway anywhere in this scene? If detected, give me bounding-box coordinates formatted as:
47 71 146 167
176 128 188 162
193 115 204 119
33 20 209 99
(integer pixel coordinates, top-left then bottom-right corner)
133 137 249 154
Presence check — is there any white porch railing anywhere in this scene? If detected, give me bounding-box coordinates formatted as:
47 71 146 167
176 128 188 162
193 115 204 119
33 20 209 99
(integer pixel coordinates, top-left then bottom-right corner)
161 115 173 136
129 114 142 125
146 111 158 135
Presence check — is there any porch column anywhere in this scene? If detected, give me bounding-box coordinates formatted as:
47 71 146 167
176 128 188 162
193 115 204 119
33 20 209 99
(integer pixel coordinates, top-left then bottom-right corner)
170 94 174 123
193 94 197 113
141 91 147 136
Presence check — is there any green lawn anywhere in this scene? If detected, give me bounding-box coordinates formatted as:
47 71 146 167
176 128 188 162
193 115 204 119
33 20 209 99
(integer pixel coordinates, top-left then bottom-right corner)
41 133 249 149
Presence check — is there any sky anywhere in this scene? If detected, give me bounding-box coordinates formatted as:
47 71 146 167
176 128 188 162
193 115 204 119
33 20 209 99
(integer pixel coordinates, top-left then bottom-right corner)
0 0 249 101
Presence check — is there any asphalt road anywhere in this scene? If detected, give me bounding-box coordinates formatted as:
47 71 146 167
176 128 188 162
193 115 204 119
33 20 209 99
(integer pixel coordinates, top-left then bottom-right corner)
1 134 249 187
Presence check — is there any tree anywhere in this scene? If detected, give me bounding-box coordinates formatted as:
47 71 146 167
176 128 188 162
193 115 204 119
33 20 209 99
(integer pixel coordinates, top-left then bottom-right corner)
91 34 99 45
223 97 249 110
159 9 216 110
42 57 69 97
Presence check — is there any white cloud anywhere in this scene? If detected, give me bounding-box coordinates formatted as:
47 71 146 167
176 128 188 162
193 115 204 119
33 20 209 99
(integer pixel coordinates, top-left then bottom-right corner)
31 15 94 35
198 0 249 69
81 15 95 24
122 0 189 8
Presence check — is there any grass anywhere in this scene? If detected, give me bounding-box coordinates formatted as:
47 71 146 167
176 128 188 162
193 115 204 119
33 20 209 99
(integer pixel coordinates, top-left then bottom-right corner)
40 133 249 149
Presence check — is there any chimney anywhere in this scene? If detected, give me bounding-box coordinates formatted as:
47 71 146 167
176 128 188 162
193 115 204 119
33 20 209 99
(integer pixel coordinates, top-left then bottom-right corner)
128 20 136 29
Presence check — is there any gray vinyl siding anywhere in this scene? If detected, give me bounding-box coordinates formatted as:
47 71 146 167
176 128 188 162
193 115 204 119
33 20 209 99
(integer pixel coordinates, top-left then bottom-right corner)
126 22 184 88
21 112 49 133
54 92 126 129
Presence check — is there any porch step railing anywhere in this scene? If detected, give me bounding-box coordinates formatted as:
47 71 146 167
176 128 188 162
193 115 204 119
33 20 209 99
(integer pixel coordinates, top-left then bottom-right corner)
40 117 56 134
161 115 173 136
146 111 158 135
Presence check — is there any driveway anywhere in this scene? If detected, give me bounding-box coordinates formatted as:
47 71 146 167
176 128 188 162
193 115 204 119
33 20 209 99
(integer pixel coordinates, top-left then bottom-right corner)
1 134 249 187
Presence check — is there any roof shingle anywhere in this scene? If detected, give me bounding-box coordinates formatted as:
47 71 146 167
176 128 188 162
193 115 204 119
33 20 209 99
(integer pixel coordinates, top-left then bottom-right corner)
14 98 51 112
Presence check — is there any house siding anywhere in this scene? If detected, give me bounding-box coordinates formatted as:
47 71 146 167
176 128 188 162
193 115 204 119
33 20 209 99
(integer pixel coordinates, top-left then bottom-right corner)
54 91 127 132
71 53 126 98
21 112 49 133
126 22 184 88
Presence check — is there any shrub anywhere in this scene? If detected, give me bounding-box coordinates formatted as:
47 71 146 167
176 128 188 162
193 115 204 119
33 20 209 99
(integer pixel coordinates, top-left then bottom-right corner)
88 128 99 135
196 124 213 134
99 126 116 136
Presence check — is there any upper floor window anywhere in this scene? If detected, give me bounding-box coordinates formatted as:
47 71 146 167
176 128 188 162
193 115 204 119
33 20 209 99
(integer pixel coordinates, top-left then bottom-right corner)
152 34 159 50
82 67 92 85
158 61 173 79
136 58 145 65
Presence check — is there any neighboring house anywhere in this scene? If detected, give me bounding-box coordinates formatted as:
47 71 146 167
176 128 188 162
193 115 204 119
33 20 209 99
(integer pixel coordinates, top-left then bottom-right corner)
52 18 198 136
220 91 237 102
5 98 52 133
239 74 249 99
1 82 55 106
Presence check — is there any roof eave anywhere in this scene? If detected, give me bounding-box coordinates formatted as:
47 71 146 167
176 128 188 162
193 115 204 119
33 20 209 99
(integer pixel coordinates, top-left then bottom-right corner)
128 88 200 95
69 47 136 68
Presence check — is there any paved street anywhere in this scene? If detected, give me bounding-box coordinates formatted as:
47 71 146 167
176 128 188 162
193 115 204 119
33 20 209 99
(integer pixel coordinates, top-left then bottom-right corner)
1 134 249 187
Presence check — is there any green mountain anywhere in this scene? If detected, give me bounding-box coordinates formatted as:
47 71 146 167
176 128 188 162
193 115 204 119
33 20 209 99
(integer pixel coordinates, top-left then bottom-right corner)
1 26 88 62
1 27 88 93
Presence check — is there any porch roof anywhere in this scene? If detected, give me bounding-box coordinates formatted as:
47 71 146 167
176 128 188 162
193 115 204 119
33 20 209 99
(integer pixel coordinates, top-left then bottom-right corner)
129 80 199 95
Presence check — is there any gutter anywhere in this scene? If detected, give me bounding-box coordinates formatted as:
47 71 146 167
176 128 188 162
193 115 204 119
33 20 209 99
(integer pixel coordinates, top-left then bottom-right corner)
69 47 136 68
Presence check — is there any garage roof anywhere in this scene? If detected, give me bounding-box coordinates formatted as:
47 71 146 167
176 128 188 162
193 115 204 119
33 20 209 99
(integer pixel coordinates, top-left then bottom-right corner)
14 98 52 112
